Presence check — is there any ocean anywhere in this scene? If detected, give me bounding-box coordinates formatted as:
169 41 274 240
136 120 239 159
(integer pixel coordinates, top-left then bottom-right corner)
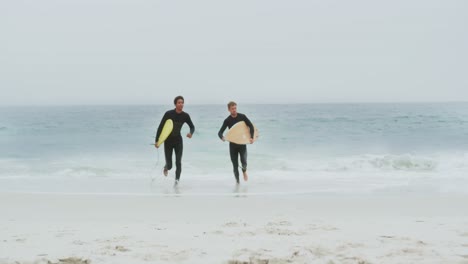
1 103 467 195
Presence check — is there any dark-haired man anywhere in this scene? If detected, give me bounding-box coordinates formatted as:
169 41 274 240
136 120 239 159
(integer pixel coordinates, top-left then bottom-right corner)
155 96 195 186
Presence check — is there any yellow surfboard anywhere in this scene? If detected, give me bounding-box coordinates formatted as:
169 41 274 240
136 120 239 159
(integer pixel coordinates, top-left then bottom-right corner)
225 121 259 145
157 119 173 146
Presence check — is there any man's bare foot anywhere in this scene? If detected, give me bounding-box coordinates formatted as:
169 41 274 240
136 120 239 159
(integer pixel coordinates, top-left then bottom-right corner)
163 167 168 177
243 171 248 181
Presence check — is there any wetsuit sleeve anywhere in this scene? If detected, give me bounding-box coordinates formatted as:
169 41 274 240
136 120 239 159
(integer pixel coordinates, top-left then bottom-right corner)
218 119 228 139
185 114 195 135
155 112 169 143
243 115 255 139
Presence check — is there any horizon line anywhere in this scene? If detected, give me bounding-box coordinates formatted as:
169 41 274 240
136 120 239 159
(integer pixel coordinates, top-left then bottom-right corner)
1 100 468 107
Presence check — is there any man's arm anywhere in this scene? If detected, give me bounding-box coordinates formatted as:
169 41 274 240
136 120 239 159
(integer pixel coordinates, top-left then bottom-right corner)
185 114 195 136
242 115 255 140
218 119 228 140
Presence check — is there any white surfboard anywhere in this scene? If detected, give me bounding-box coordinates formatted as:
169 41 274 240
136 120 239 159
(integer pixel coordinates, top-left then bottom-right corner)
225 121 259 145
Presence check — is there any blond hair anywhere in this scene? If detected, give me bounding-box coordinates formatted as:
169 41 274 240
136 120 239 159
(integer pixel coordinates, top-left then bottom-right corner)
227 101 237 109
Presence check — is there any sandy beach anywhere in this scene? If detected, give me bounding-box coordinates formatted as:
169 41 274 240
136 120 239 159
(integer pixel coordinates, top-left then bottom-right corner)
0 192 467 264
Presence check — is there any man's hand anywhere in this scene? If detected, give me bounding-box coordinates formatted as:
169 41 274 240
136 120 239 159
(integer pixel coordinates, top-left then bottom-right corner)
186 133 192 139
249 138 254 144
154 143 160 148
221 136 225 142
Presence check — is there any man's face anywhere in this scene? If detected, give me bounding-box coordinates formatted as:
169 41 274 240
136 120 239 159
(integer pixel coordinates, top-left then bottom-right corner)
229 105 237 116
175 99 184 111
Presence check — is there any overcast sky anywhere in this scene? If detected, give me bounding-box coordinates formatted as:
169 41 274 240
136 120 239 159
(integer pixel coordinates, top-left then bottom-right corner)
1 0 467 105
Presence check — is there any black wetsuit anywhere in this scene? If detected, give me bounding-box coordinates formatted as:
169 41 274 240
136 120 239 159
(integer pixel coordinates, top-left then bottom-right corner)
218 113 254 183
156 109 195 181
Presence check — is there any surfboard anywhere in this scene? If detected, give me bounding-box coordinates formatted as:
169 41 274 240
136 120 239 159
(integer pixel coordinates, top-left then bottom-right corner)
225 121 259 145
157 119 173 146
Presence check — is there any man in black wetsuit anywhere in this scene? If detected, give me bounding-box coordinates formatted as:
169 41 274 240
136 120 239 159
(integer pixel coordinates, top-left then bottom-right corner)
218 101 255 184
155 96 195 185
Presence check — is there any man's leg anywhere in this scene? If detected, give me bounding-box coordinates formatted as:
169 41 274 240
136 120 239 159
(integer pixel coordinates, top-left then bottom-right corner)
239 145 248 181
229 143 240 183
164 143 174 176
174 141 183 181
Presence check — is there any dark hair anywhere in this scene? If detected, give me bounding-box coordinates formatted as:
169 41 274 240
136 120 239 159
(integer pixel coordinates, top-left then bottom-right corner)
227 101 237 109
174 96 184 105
